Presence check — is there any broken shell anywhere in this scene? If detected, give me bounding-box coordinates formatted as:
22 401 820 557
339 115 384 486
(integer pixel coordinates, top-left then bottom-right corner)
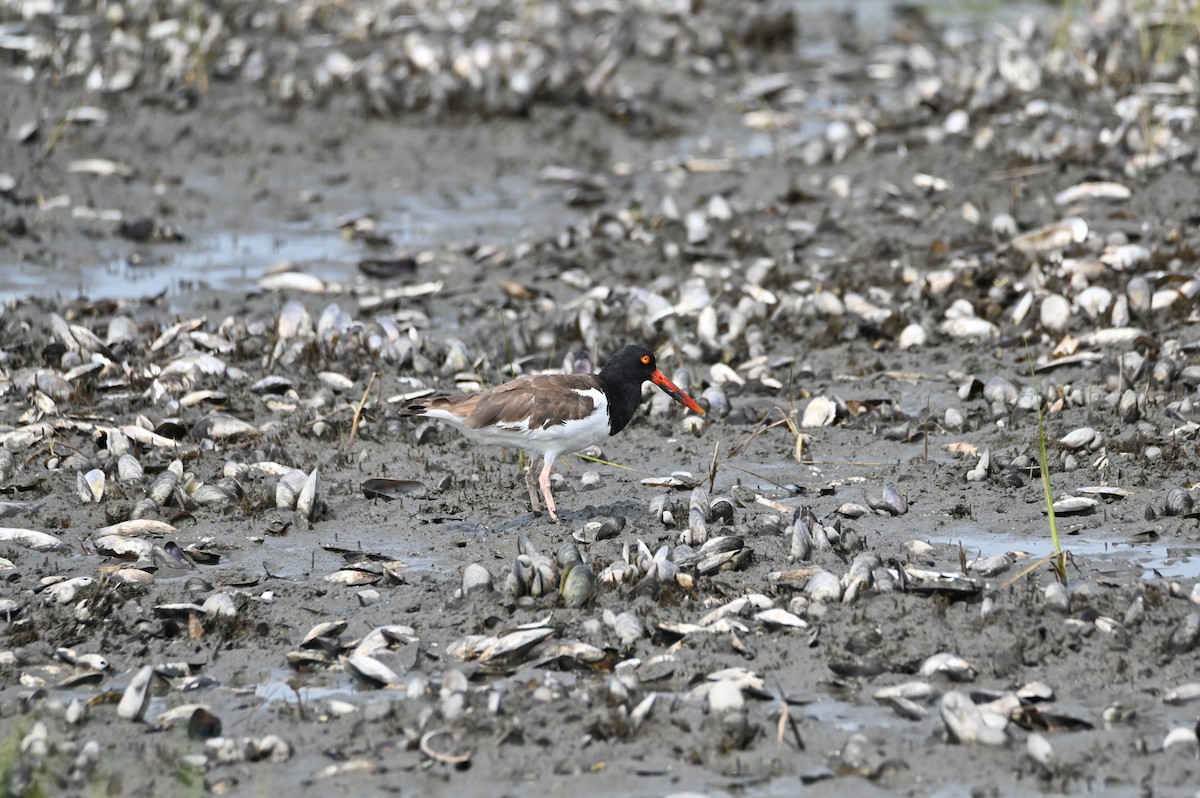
604 610 645 648
939 691 1007 746
801 396 838 428
1010 217 1088 255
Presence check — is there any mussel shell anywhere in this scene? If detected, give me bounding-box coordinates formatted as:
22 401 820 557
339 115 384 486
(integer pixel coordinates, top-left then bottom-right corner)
1165 487 1195 517
559 562 595 609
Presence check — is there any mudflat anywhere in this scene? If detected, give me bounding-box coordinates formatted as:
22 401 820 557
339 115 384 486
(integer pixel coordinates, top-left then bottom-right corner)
2 2 1200 796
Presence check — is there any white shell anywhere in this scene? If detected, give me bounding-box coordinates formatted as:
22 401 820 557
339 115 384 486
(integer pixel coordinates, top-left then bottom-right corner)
1039 294 1071 334
1026 732 1055 768
902 540 935 557
709 362 744 386
920 652 976 681
1051 496 1098 515
939 690 1007 746
1101 243 1151 270
707 679 745 713
460 563 494 596
1010 217 1088 255
897 323 927 350
939 317 999 339
94 535 153 559
1076 286 1113 320
342 655 402 687
1044 582 1070 613
806 570 843 603
1058 427 1097 450
78 469 106 504
1010 290 1034 325
1163 727 1200 752
1164 683 1200 705
276 469 307 510
1054 181 1131 205
296 468 321 521
117 665 155 720
0 527 67 551
801 396 838 428
116 454 144 484
277 300 314 340
754 608 808 629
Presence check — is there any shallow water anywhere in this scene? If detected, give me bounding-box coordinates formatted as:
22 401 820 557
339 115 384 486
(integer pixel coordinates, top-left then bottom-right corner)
941 520 1200 580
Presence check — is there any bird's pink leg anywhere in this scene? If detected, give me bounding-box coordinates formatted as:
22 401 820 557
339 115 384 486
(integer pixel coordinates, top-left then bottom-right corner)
539 457 559 523
525 456 542 512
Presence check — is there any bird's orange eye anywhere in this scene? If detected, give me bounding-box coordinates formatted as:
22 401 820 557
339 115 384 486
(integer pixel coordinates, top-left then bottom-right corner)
641 354 651 365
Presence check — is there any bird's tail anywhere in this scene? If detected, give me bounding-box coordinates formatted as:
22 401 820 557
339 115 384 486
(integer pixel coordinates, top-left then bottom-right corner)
396 399 431 417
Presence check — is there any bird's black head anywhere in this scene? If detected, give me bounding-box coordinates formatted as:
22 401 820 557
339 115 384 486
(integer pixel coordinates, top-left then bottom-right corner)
600 345 659 383
598 345 704 435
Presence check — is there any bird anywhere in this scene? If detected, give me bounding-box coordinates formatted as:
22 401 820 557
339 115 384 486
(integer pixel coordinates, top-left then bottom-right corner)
400 345 704 523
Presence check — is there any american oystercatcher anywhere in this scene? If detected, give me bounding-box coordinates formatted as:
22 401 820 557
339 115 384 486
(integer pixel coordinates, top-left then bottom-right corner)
401 345 704 522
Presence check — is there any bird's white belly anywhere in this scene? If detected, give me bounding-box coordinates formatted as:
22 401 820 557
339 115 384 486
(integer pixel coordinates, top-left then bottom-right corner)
429 388 611 457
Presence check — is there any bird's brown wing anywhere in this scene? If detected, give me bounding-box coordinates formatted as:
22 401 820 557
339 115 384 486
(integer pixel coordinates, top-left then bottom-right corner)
413 374 602 430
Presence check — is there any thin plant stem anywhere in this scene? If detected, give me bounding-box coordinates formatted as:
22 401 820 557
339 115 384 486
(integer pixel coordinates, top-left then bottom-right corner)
1028 350 1066 583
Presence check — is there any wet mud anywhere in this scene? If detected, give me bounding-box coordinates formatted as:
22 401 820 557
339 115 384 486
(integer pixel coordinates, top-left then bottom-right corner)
2 1 1200 796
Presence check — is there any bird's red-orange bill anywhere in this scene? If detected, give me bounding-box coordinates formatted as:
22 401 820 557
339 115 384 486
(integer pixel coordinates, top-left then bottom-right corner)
650 369 705 415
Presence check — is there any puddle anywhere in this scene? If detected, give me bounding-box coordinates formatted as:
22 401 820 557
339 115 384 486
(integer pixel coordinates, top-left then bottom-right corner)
803 695 910 732
0 172 552 302
254 672 362 706
940 521 1200 580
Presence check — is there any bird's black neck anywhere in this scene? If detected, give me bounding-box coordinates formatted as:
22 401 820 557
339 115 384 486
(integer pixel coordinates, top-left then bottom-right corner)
598 369 642 435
